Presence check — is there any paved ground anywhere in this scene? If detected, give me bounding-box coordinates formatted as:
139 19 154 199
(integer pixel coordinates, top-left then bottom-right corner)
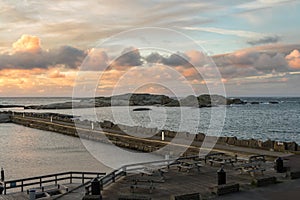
215 178 300 200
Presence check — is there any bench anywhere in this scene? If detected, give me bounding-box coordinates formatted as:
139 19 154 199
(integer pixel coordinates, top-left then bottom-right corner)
82 195 102 200
212 183 240 196
130 181 155 193
249 155 266 163
170 192 201 200
130 177 165 183
236 167 266 176
118 194 151 200
290 171 300 179
252 176 277 187
177 165 193 172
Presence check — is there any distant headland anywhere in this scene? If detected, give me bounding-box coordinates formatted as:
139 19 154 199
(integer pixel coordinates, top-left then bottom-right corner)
23 93 245 110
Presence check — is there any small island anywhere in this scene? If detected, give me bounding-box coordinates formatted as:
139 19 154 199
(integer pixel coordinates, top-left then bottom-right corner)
23 93 245 110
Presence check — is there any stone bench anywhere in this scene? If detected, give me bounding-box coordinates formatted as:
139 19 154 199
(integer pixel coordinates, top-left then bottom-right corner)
252 176 277 187
290 171 300 179
170 192 201 200
212 183 240 196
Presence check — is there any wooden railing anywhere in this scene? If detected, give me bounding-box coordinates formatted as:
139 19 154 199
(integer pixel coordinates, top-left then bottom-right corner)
3 171 106 194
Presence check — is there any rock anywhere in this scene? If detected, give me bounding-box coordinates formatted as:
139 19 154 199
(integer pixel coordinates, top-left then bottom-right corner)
269 101 279 104
274 141 286 152
261 139 275 150
248 139 260 148
195 133 205 141
250 102 260 105
285 142 298 151
235 139 249 147
101 120 114 128
227 137 237 145
226 98 246 105
217 137 228 144
25 93 246 109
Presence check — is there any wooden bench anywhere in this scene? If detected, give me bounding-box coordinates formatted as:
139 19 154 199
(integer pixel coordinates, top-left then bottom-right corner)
130 177 165 183
118 194 151 200
170 192 201 200
236 166 266 176
290 171 300 179
211 183 240 196
82 195 102 200
130 181 155 193
252 176 277 187
249 155 266 163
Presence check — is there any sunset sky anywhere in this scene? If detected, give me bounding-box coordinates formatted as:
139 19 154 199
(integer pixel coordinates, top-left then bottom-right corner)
0 0 300 97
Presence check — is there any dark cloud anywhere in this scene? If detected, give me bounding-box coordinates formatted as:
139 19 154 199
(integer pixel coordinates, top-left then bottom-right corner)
247 35 280 46
145 52 164 63
0 45 86 70
213 49 291 79
145 52 191 67
113 47 143 67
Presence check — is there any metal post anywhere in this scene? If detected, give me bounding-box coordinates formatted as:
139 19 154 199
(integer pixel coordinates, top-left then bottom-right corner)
217 167 226 185
91 178 100 195
1 168 4 182
0 182 4 195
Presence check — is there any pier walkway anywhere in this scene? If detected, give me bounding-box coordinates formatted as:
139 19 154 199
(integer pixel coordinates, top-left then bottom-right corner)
11 115 293 159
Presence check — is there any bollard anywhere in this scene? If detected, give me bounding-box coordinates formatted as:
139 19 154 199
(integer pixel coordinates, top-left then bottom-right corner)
29 189 36 200
217 167 226 185
91 178 101 195
1 168 4 182
0 182 4 195
161 131 165 141
275 157 284 173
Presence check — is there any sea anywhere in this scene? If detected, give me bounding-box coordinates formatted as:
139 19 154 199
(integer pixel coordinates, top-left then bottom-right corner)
0 97 299 180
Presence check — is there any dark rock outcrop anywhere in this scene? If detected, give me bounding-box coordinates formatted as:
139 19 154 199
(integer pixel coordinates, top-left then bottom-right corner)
25 93 244 109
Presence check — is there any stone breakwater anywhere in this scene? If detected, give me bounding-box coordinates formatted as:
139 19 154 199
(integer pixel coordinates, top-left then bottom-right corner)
1 111 299 154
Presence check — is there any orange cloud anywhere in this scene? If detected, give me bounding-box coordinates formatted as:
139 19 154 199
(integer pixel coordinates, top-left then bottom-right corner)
12 35 42 53
0 67 76 96
48 68 66 78
285 49 300 69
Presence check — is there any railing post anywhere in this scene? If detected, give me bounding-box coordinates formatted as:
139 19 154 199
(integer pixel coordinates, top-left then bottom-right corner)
40 178 42 188
21 180 24 192
55 175 57 185
112 171 115 182
70 172 72 184
100 179 103 190
82 173 84 184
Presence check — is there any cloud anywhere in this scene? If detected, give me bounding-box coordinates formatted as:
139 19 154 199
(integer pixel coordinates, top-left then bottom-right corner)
0 35 86 70
247 35 280 45
48 69 66 78
12 34 41 53
111 47 143 68
286 49 300 69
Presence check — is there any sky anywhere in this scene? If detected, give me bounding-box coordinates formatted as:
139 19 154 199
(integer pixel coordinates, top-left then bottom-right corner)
0 0 300 97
